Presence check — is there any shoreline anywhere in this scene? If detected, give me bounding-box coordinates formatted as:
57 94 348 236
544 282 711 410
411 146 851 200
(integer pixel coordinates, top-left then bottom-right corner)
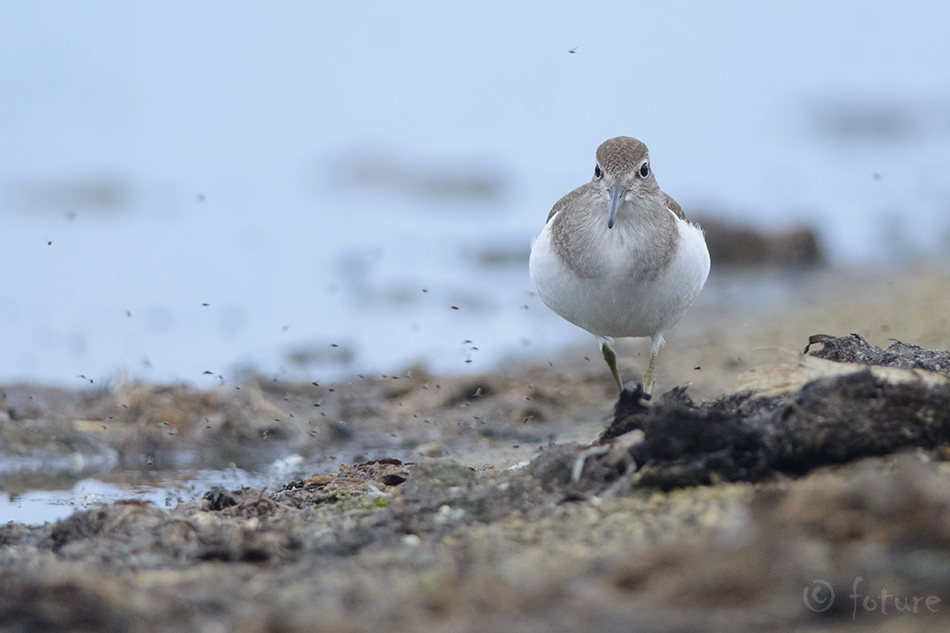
3 261 950 630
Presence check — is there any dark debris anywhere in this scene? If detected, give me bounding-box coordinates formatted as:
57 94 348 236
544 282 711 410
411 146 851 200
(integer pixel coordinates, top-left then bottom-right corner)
805 332 950 374
565 334 950 491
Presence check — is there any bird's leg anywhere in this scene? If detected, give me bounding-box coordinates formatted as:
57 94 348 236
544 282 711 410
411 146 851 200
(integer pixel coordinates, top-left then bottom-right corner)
642 353 658 395
601 341 624 393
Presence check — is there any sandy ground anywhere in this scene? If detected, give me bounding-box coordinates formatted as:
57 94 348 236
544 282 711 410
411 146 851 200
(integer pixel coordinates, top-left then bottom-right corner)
2 260 950 632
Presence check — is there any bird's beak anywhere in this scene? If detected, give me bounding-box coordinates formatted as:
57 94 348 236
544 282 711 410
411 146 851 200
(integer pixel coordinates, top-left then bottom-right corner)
607 183 627 229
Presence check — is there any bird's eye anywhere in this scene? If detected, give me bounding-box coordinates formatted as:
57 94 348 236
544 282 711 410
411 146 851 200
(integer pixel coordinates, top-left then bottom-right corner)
639 162 649 177
593 165 602 179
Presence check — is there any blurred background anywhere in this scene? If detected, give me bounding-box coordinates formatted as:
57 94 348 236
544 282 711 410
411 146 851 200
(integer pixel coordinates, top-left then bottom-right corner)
2 1 950 386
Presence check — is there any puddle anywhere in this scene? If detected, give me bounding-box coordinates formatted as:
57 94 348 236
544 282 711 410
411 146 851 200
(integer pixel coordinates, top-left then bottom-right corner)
1 470 258 525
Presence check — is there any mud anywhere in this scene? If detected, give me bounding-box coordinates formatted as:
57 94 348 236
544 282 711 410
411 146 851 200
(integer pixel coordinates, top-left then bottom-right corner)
4 266 950 631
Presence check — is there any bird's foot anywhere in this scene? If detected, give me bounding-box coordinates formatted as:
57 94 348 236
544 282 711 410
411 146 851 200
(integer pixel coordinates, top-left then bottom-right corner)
641 356 658 396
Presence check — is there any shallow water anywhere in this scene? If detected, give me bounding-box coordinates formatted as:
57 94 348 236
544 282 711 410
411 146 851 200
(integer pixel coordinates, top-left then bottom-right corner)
2 2 950 387
0 471 255 525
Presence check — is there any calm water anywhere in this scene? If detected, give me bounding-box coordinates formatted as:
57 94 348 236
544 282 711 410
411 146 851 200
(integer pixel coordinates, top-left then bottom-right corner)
0 471 255 525
2 1 950 387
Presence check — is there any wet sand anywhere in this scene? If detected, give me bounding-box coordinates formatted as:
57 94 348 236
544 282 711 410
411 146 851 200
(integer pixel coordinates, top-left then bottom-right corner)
2 261 950 632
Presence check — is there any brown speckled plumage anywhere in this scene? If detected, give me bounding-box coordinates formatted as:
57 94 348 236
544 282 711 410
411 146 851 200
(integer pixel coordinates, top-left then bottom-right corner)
529 136 711 394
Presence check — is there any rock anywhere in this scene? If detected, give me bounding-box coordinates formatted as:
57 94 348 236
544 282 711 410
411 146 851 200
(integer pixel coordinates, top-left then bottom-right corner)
695 216 824 268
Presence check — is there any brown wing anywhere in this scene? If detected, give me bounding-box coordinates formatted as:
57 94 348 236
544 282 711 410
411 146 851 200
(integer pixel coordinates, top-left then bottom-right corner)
545 183 592 224
663 192 687 221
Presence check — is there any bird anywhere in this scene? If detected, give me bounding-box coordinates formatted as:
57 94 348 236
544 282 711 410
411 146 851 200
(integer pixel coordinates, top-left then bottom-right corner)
529 136 710 395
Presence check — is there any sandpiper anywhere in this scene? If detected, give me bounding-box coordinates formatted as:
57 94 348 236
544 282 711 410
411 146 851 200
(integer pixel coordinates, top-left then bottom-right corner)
529 136 710 395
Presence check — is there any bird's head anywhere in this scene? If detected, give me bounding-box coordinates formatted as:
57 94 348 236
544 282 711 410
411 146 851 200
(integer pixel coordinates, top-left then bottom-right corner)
593 136 659 229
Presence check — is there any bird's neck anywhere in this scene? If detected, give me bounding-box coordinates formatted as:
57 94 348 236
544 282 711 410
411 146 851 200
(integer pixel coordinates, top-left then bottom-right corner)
611 194 674 235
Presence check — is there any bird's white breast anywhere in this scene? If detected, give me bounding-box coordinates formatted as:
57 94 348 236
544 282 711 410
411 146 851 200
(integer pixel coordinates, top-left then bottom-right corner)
529 209 709 351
